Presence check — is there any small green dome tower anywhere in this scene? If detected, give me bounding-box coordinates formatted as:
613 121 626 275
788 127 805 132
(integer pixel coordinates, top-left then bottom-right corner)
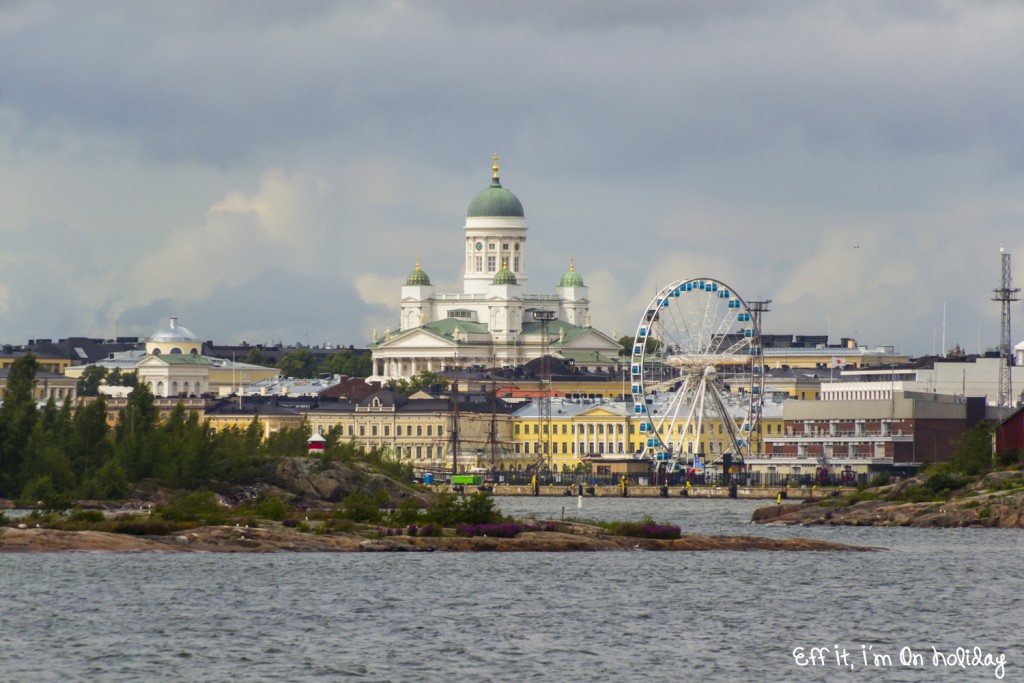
405 257 431 286
559 258 585 288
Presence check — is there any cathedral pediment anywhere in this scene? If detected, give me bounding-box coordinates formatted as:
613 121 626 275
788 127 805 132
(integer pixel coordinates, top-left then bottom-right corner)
377 328 459 350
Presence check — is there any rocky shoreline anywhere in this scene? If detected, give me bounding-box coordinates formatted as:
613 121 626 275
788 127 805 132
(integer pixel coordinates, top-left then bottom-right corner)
0 524 876 553
752 471 1024 528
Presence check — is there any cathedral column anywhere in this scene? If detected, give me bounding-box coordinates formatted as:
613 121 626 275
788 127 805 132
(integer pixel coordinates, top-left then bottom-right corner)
411 358 419 375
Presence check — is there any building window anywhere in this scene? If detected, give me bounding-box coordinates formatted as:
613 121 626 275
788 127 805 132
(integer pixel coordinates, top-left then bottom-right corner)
488 255 496 271
476 256 483 271
426 425 432 436
502 242 509 251
515 424 520 435
371 425 378 436
359 426 365 436
384 426 390 436
417 425 423 436
513 256 520 271
396 425 403 436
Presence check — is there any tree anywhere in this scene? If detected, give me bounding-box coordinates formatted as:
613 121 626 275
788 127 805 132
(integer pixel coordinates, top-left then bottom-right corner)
242 348 276 367
949 422 994 476
69 396 110 483
76 365 108 397
276 348 318 378
320 349 372 377
385 370 449 395
618 335 661 356
0 353 40 496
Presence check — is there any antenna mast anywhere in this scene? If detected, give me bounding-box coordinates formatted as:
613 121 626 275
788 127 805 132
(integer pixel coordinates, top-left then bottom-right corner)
992 246 1020 408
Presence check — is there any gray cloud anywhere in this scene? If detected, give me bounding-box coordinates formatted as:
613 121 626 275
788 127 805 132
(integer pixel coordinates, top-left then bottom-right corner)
1 1 1023 355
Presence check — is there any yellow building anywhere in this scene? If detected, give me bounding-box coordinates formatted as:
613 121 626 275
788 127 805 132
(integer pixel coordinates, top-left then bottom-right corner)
508 398 784 472
0 348 72 376
204 389 514 473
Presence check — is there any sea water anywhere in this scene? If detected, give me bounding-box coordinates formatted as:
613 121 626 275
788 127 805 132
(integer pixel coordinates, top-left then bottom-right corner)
0 498 1019 682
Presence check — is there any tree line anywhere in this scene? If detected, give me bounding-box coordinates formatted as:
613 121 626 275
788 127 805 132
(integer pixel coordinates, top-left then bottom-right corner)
241 347 372 379
0 353 395 506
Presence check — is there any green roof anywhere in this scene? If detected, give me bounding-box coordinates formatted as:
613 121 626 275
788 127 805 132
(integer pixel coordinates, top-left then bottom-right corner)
405 259 431 286
559 260 585 287
467 178 525 218
421 317 489 341
521 320 592 346
370 317 490 348
153 354 213 366
492 264 518 285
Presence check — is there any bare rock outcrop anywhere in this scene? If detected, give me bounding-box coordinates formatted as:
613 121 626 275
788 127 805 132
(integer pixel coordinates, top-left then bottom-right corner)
0 525 875 553
752 481 1024 528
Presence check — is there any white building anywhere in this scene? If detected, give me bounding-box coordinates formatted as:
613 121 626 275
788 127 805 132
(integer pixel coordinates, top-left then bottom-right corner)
369 157 621 381
831 355 1024 407
64 317 280 398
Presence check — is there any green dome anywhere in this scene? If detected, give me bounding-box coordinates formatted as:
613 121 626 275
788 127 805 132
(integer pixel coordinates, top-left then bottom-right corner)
405 258 431 286
492 261 518 285
559 259 585 287
467 178 525 218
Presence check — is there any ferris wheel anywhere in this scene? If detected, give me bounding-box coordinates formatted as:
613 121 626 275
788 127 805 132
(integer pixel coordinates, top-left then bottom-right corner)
629 278 765 470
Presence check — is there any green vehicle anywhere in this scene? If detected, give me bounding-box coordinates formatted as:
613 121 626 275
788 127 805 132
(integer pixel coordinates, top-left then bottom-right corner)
452 474 483 486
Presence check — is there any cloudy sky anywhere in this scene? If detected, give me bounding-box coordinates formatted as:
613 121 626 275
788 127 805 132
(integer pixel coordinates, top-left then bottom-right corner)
2 1 1023 356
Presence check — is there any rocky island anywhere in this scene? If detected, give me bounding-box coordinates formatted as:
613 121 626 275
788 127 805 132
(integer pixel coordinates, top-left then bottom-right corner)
0 522 875 553
753 470 1024 528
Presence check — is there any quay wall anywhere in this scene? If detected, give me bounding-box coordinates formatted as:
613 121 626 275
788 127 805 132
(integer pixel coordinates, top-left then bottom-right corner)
438 484 856 500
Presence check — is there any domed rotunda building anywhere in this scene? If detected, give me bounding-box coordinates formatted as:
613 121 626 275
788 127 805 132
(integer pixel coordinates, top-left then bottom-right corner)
368 157 620 381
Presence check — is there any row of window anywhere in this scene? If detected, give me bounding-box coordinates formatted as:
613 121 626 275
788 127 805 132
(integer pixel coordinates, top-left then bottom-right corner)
474 256 521 272
513 422 784 436
316 423 445 438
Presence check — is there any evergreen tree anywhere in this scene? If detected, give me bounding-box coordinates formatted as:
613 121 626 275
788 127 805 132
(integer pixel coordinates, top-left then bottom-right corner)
0 353 40 496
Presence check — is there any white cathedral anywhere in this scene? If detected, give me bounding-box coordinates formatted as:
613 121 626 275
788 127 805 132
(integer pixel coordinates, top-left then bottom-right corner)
368 156 621 381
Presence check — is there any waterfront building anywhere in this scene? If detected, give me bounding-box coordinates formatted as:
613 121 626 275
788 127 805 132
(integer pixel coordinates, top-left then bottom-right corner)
750 390 989 483
368 157 621 382
505 397 784 473
203 389 516 473
833 355 1024 407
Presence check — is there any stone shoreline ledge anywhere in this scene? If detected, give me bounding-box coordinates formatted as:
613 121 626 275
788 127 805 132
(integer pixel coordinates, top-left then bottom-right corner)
0 525 877 553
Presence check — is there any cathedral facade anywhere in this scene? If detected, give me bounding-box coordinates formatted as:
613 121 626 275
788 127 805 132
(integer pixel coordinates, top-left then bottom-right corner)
368 157 621 381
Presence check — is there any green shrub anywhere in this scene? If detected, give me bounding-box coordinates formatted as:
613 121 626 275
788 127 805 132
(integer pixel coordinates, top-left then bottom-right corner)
158 490 227 524
389 498 424 525
416 522 443 537
996 449 1022 468
426 492 503 527
925 471 968 497
68 508 105 523
605 516 681 540
256 494 289 521
340 491 387 523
